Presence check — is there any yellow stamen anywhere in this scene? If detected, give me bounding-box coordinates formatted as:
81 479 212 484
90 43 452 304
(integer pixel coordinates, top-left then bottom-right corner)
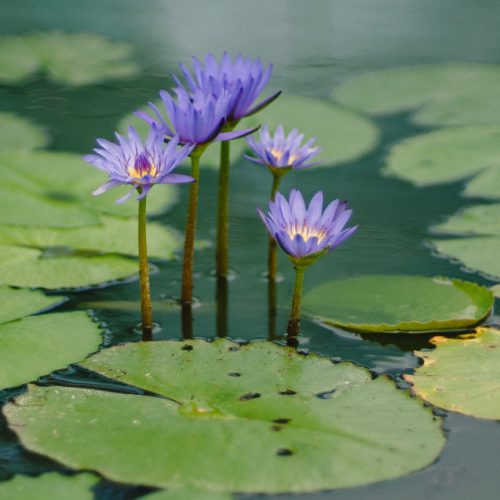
286 224 326 243
127 163 158 180
270 148 298 165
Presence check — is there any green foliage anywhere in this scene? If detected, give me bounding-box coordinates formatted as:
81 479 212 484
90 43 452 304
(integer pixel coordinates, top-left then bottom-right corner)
0 112 49 151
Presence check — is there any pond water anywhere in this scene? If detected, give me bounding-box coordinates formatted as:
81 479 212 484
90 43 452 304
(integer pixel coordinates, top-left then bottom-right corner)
1 1 499 498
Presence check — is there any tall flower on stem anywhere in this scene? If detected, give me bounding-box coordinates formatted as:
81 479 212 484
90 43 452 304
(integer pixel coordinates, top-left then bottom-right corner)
137 86 256 309
84 126 193 339
258 189 357 342
175 53 281 279
245 124 322 281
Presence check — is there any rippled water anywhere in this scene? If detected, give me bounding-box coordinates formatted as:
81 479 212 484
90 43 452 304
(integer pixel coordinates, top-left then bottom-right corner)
1 1 500 499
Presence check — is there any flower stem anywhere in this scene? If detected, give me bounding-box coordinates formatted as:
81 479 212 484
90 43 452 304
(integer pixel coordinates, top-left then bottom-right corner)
138 193 153 340
181 153 201 305
216 140 230 278
267 172 282 281
287 265 306 340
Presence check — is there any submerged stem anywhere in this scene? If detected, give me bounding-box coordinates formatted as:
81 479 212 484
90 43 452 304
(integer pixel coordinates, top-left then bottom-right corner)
181 153 201 305
216 140 230 278
138 192 153 340
287 266 306 340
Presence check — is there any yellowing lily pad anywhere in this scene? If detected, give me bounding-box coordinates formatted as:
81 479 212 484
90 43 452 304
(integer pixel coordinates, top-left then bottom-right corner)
0 286 65 325
0 112 49 151
333 63 500 126
302 275 493 333
0 311 102 390
5 339 445 493
383 125 500 192
0 244 137 290
0 32 139 86
0 473 98 500
406 328 500 420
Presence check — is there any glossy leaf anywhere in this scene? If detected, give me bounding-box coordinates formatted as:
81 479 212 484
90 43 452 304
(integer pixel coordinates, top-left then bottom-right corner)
0 286 65 325
383 125 500 192
431 203 500 236
0 32 139 86
0 311 101 390
0 244 137 289
302 275 493 333
5 340 445 493
0 473 98 500
406 328 500 420
0 216 182 259
430 237 500 281
333 63 500 126
0 112 49 151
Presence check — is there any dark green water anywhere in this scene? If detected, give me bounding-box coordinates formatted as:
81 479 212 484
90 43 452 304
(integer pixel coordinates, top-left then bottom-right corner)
1 1 500 498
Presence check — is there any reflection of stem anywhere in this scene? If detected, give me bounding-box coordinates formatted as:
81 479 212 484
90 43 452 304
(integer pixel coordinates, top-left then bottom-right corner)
181 153 201 305
181 303 193 340
287 266 306 342
216 276 228 338
216 140 230 278
138 193 153 341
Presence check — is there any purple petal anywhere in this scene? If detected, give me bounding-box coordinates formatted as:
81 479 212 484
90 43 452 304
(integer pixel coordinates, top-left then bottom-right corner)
216 125 260 142
244 91 282 117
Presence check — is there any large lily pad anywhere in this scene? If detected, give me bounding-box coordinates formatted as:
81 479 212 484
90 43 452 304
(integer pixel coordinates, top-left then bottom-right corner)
0 32 139 86
0 472 98 500
302 275 493 333
5 339 445 493
0 112 49 151
0 244 137 289
406 328 500 420
0 216 182 260
383 125 500 193
430 237 500 281
143 487 232 500
431 203 500 236
0 286 65 325
244 94 379 167
0 151 178 226
0 311 101 390
332 63 500 126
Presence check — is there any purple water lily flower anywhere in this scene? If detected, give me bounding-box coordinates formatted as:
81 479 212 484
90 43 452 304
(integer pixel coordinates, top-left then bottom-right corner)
245 124 322 170
84 125 194 203
136 86 256 148
174 52 281 123
258 189 357 266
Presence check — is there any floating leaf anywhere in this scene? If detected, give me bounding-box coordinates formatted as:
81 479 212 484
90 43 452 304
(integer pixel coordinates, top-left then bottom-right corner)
0 216 182 259
5 339 445 493
491 284 500 298
0 472 98 500
0 112 49 151
244 94 379 167
0 32 139 86
0 311 101 390
333 63 500 126
430 237 500 281
406 328 500 420
143 487 232 500
383 125 500 192
0 286 65 325
302 275 493 333
431 204 500 236
117 101 246 170
0 244 137 289
463 166 500 200
0 151 177 226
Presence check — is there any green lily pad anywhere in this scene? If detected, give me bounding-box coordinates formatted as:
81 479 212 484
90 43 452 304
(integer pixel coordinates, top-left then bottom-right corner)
302 275 493 333
383 125 500 191
0 311 101 390
0 472 98 500
333 63 500 126
431 204 500 236
244 94 379 167
5 339 445 493
0 112 49 151
0 216 182 259
406 328 500 420
117 101 247 170
0 244 137 289
0 32 139 86
0 286 65 325
143 487 232 500
491 284 500 298
0 151 178 226
463 165 500 200
430 237 500 281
